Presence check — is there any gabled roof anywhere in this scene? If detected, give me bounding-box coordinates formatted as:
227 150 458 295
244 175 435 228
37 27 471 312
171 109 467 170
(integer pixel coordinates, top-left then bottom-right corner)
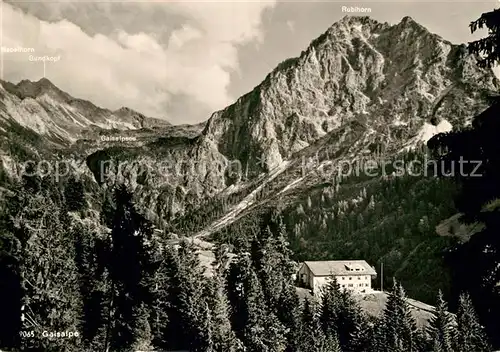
303 260 377 277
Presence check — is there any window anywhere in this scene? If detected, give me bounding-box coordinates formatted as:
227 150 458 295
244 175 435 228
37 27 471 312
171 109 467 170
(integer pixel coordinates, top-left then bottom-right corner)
342 284 346 287
358 277 361 280
348 284 353 287
342 277 345 280
366 284 369 287
349 277 352 280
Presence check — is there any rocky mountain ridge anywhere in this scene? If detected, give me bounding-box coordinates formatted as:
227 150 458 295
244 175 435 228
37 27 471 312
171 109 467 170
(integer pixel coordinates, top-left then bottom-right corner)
0 15 498 227
202 15 498 173
0 78 171 146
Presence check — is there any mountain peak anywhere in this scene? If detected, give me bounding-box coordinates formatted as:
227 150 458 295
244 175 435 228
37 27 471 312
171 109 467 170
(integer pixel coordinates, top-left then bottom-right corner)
398 15 428 32
18 77 56 90
401 15 415 23
114 106 148 120
115 106 139 114
15 77 72 102
203 12 498 172
335 15 381 29
339 15 373 23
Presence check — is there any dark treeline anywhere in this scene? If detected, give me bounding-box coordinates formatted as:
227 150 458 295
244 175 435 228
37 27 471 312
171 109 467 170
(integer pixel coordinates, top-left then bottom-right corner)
426 6 500 348
0 174 492 351
429 96 500 347
215 148 459 305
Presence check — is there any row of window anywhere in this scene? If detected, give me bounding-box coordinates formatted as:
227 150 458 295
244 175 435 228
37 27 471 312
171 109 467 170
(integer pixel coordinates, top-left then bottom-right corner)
340 276 369 280
342 283 369 288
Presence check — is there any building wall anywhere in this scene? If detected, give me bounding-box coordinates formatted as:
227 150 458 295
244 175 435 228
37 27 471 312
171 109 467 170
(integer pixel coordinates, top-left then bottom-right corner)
335 274 372 292
312 274 372 295
297 264 314 289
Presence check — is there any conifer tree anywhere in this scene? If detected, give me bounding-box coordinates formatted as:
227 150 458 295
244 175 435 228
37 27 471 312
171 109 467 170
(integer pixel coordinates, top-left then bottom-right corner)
319 277 365 350
348 314 375 352
64 175 86 211
206 270 244 352
455 293 491 352
9 177 83 351
298 298 341 352
469 8 500 68
336 289 366 350
243 263 286 352
227 254 252 339
227 254 286 352
377 280 419 352
161 241 211 351
105 185 155 351
320 278 341 335
148 253 170 350
73 222 109 351
277 283 302 352
427 290 456 352
428 7 500 347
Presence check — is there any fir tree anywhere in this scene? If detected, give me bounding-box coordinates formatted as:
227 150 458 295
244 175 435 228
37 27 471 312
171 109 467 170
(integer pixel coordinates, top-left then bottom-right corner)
455 293 491 352
428 7 500 347
206 270 244 352
64 176 86 211
377 280 419 352
105 185 155 351
277 283 302 352
427 290 456 352
242 264 286 352
73 222 109 351
163 241 211 351
227 254 286 352
297 298 341 352
319 278 365 350
9 178 83 351
346 305 372 352
468 8 500 68
319 278 341 335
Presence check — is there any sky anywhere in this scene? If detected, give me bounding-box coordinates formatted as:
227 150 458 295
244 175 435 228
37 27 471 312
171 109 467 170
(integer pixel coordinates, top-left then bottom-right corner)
0 0 499 125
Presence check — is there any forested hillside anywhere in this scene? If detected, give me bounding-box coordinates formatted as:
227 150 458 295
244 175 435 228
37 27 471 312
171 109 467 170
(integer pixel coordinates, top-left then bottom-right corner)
0 175 492 351
0 7 500 351
214 148 459 304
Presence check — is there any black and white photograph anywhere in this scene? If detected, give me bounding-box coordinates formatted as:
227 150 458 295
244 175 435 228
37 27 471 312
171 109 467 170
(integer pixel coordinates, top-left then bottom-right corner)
0 0 499 351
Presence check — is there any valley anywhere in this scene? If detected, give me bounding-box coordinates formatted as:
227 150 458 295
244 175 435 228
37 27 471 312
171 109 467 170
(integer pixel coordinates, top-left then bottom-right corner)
0 12 499 351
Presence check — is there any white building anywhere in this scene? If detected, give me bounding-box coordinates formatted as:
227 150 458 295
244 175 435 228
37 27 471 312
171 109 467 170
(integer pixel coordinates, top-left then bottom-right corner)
297 260 377 295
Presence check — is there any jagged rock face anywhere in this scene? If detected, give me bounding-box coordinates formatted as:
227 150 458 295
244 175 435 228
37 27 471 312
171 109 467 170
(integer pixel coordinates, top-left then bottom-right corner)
202 16 499 172
1 16 499 222
85 136 230 221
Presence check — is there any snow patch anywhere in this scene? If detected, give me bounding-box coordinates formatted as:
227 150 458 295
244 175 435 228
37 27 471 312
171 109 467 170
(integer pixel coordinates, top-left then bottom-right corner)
353 24 363 32
417 119 452 143
399 119 453 152
392 119 408 127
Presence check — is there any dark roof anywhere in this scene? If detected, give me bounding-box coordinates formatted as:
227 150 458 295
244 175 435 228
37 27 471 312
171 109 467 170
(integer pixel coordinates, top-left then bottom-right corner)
303 260 377 277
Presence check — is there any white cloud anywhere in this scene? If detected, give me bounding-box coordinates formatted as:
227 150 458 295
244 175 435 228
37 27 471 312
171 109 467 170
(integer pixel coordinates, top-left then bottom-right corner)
0 0 276 124
168 25 202 48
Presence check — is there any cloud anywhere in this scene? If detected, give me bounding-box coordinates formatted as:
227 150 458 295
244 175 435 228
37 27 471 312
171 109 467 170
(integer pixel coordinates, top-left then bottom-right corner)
0 0 276 124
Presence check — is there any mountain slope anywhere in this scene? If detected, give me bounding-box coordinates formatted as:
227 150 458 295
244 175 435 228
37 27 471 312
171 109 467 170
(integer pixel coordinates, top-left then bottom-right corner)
0 78 171 146
0 16 498 306
202 16 498 174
